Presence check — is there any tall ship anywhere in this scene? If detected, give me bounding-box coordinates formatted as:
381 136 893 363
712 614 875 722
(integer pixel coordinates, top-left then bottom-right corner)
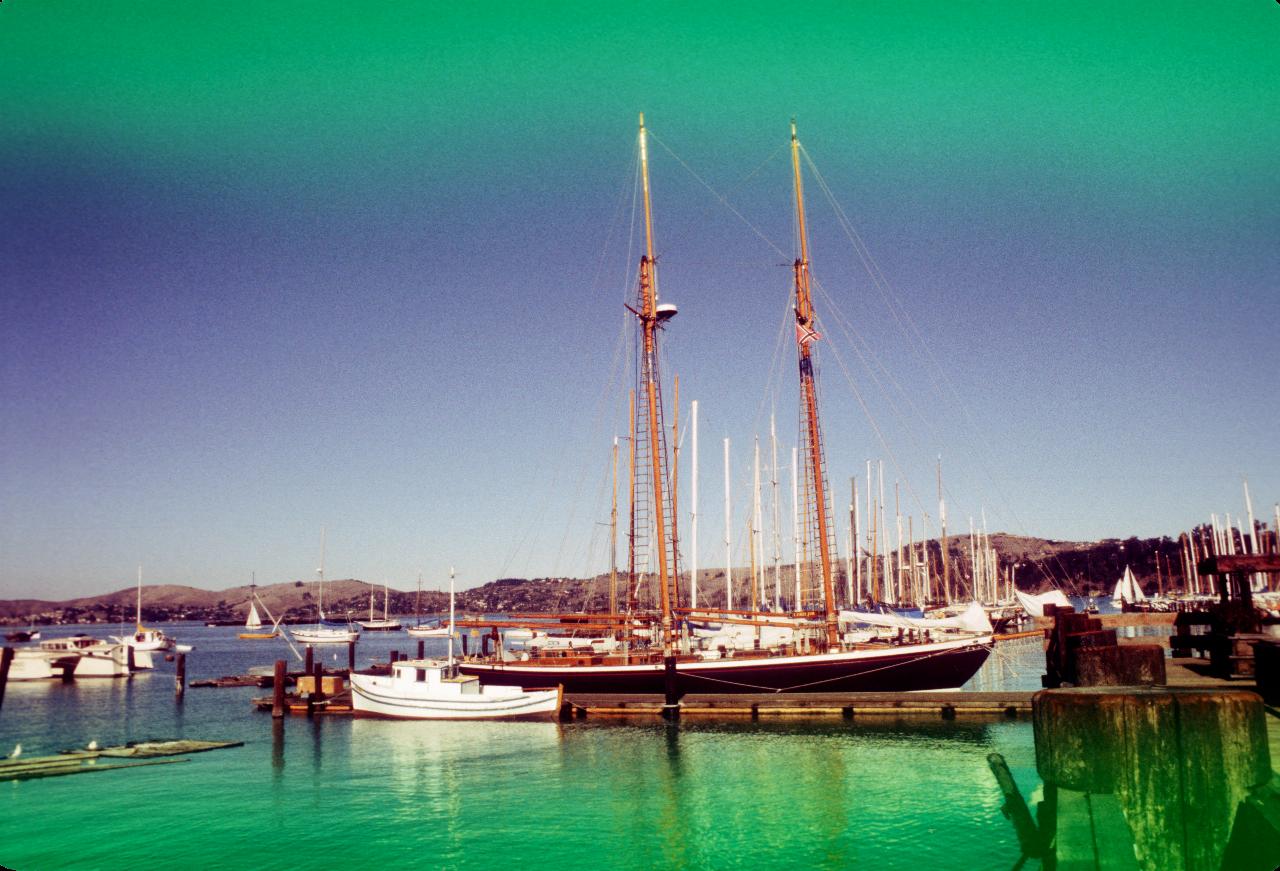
459 117 992 694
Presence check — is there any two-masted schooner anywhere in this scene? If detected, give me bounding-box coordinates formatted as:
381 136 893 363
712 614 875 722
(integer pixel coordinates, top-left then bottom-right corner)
458 116 992 693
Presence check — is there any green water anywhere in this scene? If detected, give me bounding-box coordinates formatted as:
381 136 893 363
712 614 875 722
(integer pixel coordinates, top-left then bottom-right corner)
2 627 1044 869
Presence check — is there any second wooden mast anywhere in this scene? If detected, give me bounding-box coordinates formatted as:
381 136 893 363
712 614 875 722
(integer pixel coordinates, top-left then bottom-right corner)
633 113 679 655
789 120 840 649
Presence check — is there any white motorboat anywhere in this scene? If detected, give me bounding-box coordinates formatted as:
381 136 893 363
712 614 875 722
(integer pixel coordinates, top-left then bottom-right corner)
350 659 561 719
350 565 559 719
38 635 133 678
7 648 80 681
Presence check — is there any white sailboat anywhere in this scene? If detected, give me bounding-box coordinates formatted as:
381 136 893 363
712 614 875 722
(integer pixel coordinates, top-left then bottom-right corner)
350 567 561 719
406 571 453 638
113 566 174 662
239 575 281 639
358 583 402 631
1111 565 1148 609
291 530 359 644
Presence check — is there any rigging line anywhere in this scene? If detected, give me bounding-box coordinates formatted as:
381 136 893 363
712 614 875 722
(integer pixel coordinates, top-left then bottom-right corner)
801 146 951 404
813 309 939 542
649 130 791 260
588 138 645 301
750 280 798 442
497 154 641 581
810 270 953 470
811 279 942 536
801 150 1072 592
803 147 1068 588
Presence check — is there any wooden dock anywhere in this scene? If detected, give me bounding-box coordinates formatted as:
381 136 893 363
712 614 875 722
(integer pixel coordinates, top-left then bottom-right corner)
562 691 1033 719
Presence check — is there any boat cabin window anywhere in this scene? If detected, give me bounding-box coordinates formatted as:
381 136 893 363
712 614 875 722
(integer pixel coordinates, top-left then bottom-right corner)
416 668 427 682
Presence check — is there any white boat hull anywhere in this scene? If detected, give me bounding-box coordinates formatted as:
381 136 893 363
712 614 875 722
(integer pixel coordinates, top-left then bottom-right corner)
7 649 79 681
349 664 561 720
405 625 452 638
291 627 359 644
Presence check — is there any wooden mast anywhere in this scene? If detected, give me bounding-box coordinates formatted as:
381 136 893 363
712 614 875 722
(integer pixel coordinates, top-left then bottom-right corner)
636 113 675 654
938 456 950 604
610 436 619 621
788 119 839 648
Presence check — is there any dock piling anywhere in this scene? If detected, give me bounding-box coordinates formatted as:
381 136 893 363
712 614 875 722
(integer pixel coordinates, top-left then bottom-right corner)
174 653 186 699
1033 687 1271 870
347 640 355 672
271 660 286 718
0 647 13 715
304 644 313 675
417 640 425 659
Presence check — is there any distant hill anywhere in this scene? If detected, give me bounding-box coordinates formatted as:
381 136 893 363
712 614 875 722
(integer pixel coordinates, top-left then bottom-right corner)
0 532 1221 624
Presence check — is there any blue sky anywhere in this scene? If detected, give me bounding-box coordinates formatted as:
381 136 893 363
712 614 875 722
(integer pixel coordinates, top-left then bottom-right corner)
2 2 1277 598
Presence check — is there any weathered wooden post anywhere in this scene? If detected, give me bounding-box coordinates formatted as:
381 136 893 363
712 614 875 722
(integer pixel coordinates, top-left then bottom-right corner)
174 652 186 699
0 647 13 715
304 644 314 675
1033 687 1272 870
312 662 325 703
661 655 680 721
271 659 287 718
416 640 425 659
347 640 355 672
389 649 399 664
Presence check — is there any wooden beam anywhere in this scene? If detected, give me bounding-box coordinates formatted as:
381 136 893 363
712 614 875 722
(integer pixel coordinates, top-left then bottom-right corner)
1197 554 1280 575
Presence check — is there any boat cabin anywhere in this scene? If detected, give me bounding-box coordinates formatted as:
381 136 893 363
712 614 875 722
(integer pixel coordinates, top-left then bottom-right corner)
392 659 481 695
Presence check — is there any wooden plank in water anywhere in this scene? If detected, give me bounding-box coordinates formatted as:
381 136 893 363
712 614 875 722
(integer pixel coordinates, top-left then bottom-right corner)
0 757 189 782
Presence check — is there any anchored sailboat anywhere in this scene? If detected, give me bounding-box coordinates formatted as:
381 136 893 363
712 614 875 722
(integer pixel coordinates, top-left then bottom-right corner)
358 582 402 631
239 574 282 639
291 529 358 645
458 117 992 693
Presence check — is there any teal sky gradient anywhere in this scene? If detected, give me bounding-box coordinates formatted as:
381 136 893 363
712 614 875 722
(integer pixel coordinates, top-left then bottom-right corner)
2 2 1277 597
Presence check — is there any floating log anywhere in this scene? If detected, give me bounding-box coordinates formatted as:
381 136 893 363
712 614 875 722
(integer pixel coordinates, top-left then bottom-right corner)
1033 687 1271 871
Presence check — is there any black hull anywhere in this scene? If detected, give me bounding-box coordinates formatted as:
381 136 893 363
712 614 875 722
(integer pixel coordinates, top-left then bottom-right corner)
458 639 992 694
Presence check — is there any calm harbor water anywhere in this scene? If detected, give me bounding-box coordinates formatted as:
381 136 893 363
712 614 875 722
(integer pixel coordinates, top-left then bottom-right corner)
3 624 1047 870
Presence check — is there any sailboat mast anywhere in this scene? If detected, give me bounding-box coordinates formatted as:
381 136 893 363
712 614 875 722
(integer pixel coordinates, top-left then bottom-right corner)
317 526 327 620
136 565 143 630
671 375 681 609
724 437 733 610
636 113 674 653
690 401 699 609
771 413 782 609
610 436 619 619
938 457 949 604
447 566 456 669
627 391 637 617
788 119 838 648
792 446 800 608
752 437 762 611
